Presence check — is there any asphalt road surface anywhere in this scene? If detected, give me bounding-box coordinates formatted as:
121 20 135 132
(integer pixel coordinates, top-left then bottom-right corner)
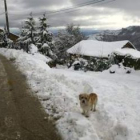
0 55 62 140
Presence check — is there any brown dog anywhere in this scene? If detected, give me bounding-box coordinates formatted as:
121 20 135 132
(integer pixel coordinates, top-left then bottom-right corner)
79 93 98 117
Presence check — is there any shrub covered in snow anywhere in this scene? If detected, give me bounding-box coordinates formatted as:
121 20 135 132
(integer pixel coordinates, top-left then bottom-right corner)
69 55 114 72
112 53 140 70
0 28 14 48
108 63 134 74
86 57 113 72
71 58 88 71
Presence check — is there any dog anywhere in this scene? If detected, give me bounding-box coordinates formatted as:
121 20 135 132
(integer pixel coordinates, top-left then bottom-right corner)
79 93 98 117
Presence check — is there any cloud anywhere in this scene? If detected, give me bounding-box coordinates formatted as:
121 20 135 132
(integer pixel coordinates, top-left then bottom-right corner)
0 0 140 30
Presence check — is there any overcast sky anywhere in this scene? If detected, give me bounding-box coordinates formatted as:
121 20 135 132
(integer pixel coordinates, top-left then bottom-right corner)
0 0 140 30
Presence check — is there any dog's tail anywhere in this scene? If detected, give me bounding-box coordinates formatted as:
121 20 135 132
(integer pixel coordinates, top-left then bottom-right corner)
83 83 93 93
95 96 98 105
94 95 98 111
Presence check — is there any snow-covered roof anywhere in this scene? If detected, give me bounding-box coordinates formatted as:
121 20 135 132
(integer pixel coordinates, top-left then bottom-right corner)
113 48 140 59
67 40 136 58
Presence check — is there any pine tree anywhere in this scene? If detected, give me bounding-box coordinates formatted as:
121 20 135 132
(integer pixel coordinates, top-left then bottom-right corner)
38 14 51 44
37 14 57 60
18 13 36 52
24 13 36 44
18 27 27 50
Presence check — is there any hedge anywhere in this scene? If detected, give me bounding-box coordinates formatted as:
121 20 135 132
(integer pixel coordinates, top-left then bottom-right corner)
113 53 140 70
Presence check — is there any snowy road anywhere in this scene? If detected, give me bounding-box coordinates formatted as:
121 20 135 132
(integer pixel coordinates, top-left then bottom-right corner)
0 55 61 140
0 48 140 140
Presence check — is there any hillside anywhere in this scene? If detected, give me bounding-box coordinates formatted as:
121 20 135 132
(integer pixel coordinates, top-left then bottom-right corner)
89 26 140 51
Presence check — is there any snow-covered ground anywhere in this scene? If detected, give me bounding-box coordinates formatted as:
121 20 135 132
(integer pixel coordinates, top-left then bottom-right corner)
0 48 140 140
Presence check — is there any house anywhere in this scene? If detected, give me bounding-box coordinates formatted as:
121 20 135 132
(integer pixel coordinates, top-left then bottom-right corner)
67 40 136 59
67 40 140 70
0 28 19 43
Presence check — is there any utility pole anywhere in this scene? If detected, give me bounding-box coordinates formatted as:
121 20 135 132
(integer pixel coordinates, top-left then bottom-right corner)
4 0 10 35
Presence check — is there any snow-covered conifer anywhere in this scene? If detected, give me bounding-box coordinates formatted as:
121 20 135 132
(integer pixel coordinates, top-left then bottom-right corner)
18 13 36 52
37 14 57 60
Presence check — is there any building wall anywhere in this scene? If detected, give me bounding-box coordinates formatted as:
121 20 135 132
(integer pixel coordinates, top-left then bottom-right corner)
9 33 19 42
122 42 135 49
0 29 19 43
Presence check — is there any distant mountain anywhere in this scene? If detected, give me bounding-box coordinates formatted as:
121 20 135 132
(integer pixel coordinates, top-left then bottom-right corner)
88 26 140 51
50 28 101 36
81 29 101 36
10 28 20 36
10 27 100 37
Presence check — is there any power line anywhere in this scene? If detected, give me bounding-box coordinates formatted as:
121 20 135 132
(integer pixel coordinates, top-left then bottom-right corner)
9 0 106 17
44 0 105 16
0 11 5 15
3 0 116 29
97 0 116 6
46 0 116 17
8 0 116 19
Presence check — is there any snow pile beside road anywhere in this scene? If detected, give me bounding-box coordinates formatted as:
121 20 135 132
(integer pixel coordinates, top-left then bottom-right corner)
0 48 140 140
29 44 38 54
0 48 50 71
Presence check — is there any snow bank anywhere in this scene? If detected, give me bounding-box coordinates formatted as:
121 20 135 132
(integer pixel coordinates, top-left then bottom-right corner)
29 44 38 54
0 48 50 71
